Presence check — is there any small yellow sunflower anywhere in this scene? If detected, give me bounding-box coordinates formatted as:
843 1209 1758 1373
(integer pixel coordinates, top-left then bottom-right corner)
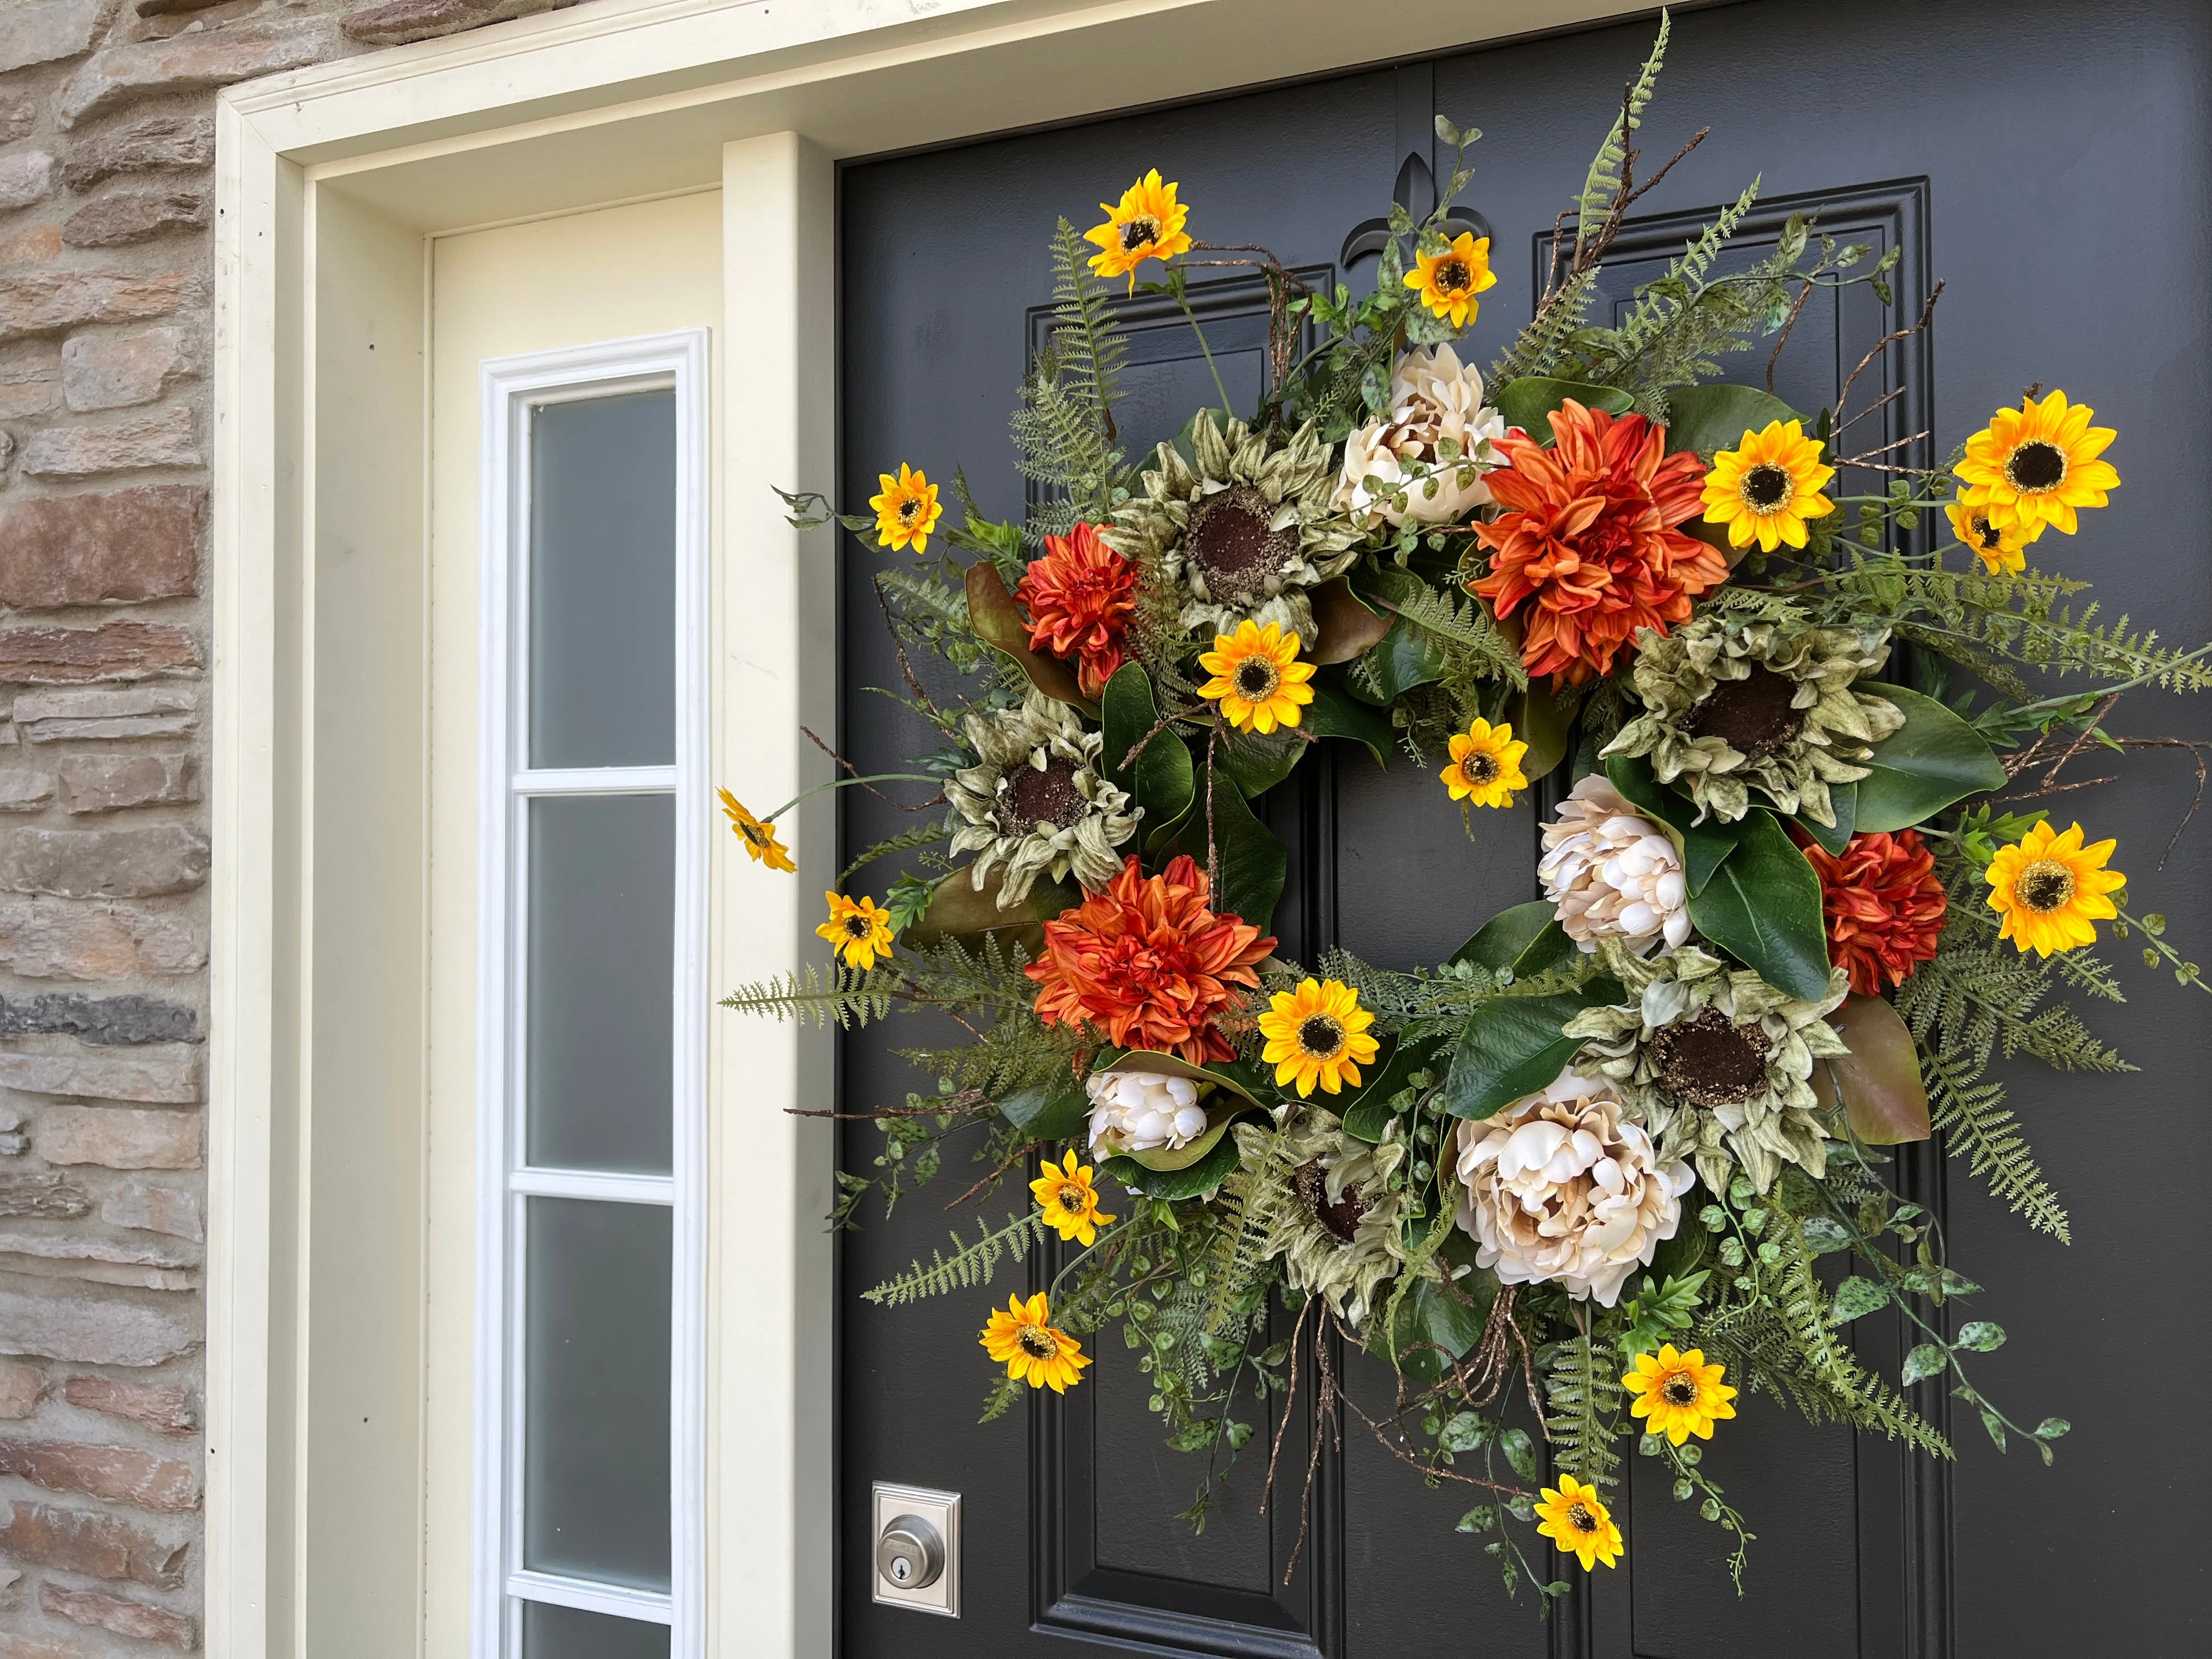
719 787 795 873
1534 1475 1622 1571
980 1292 1090 1393
870 463 943 554
817 891 895 970
1084 169 1193 292
1198 620 1316 734
1621 1344 1738 1447
1403 230 1497 329
1944 494 2043 577
1699 419 1837 553
1984 819 2125 957
1029 1150 1116 1246
1257 977 1380 1097
1954 389 2119 537
1440 716 1529 808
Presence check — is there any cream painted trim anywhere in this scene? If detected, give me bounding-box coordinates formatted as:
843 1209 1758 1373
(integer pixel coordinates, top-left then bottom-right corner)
210 3 1647 1656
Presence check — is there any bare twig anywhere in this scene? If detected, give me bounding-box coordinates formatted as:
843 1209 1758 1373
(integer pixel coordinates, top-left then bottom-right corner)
1835 279 1944 430
1766 278 1816 393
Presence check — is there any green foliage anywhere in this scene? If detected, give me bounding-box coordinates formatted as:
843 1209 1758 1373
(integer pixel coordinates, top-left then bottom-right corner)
719 962 896 1030
1571 12 1669 266
1916 1040 2070 1242
863 1210 1047 1307
1490 267 1599 386
840 817 952 883
1542 1329 1625 1489
1620 1271 1709 1360
1012 218 1130 539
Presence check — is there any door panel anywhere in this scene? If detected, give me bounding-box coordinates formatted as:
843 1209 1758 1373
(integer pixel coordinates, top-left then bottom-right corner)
836 2 2211 1653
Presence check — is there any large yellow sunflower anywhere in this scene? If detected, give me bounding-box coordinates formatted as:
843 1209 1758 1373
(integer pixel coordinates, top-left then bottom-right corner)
1257 977 1379 1097
870 463 943 554
1534 1475 1622 1571
1403 231 1497 329
980 1292 1090 1393
1955 389 2119 537
719 787 795 872
1944 494 2042 577
1984 819 2125 957
817 891 895 970
1198 619 1316 734
1699 419 1836 552
1030 1150 1116 1247
1621 1344 1738 1446
1440 716 1529 808
1084 169 1193 291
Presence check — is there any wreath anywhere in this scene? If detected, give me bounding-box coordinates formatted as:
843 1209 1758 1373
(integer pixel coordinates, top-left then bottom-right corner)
726 16 2205 1599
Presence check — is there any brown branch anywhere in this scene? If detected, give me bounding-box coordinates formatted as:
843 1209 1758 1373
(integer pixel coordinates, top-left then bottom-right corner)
1827 385 1905 439
1833 428 1932 469
1835 278 1944 431
801 725 945 812
1766 277 1816 393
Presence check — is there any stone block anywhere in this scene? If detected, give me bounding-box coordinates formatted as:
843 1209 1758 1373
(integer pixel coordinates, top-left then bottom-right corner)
0 272 188 342
0 994 196 1044
0 1175 91 1219
21 408 199 478
39 1107 202 1167
98 1180 199 1240
60 328 193 413
13 1045 202 1103
0 1254 193 1292
62 1377 193 1436
0 343 60 421
40 1582 195 1650
0 1358 45 1418
0 97 32 149
0 0 105 77
342 0 572 43
15 684 198 741
59 26 335 127
0 486 201 608
0 1566 18 1612
0 897 205 978
61 114 215 193
0 153 58 215
58 754 197 814
0 771 52 812
0 1289 195 1365
0 1437 198 1511
60 190 207 250
0 225 61 266
0 623 201 684
0 1231 196 1272
0 1629 88 1659
0 826 209 899
0 1499 188 1587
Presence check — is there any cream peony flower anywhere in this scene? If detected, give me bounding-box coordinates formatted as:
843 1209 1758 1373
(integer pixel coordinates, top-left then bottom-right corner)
1538 775 1691 956
1334 343 1508 529
1086 1067 1209 1159
1453 1068 1692 1307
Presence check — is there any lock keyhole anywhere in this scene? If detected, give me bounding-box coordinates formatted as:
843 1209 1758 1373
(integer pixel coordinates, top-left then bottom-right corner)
876 1513 946 1594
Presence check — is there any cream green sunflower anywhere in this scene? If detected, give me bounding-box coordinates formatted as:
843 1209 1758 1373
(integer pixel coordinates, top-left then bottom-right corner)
946 690 1142 907
1232 1110 1410 1328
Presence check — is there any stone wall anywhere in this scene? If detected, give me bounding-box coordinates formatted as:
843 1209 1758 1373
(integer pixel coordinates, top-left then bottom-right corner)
0 0 571 1649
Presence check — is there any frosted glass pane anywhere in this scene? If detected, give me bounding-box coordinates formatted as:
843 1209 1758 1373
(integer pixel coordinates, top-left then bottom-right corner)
523 1197 673 1589
526 794 674 1173
528 390 676 769
521 1600 670 1659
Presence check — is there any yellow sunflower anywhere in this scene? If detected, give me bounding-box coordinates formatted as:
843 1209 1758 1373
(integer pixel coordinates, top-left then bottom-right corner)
1955 389 2119 537
1534 1475 1622 1571
719 787 795 873
817 891 896 970
1029 1149 1116 1247
980 1292 1090 1393
1198 620 1316 734
1944 494 2043 577
1084 169 1193 292
870 463 943 554
1984 819 2125 957
1403 230 1497 329
1257 977 1380 1097
1699 419 1836 552
1621 1344 1738 1446
1440 716 1529 808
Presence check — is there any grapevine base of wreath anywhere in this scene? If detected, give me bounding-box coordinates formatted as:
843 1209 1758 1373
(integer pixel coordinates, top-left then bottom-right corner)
723 15 2202 1605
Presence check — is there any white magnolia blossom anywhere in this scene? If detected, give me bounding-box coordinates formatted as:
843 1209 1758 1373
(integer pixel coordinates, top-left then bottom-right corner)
1453 1069 1693 1308
1539 775 1691 956
1333 342 1509 529
1086 1068 1209 1159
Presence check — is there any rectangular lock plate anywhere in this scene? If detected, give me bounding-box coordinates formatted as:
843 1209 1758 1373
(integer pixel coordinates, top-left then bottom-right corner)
872 1482 961 1617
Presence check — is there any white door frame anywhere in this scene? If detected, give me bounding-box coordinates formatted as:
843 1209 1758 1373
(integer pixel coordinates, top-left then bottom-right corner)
207 1 1642 1654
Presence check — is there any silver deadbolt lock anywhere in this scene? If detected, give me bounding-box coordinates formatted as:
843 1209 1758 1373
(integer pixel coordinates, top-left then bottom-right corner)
877 1513 944 1589
872 1482 960 1616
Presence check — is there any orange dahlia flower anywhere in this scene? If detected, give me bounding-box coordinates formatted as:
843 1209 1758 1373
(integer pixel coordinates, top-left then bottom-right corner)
1014 522 1142 699
1025 854 1275 1063
1798 827 1947 996
1472 400 1727 685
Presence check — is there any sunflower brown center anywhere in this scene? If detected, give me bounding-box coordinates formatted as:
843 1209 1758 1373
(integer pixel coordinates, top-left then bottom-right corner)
1686 664 1805 762
1740 462 1793 511
1567 1502 1598 1534
2015 859 2077 914
1662 1373 1699 1406
1055 1184 1088 1215
1434 258 1472 294
1006 755 1088 830
1234 657 1281 701
844 915 870 939
1972 514 2003 550
2006 439 2067 493
1297 1013 1346 1059
1463 752 1500 785
1652 1006 1773 1107
1186 484 1296 606
1017 1325 1059 1359
1120 216 1160 253
1295 1163 1369 1243
898 496 922 523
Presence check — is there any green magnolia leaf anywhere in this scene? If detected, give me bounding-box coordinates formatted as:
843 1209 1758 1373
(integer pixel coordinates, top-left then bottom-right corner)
1306 675 1393 765
1389 1272 1491 1384
1830 1276 1893 1322
903 865 1079 950
1514 680 1577 784
1101 663 1195 831
1855 685 2010 833
1809 994 1932 1145
1212 724 1304 797
1605 752 1741 895
1443 979 1622 1120
1168 765 1288 934
1685 808 1833 1001
1104 1130 1242 1200
1658 382 1806 458
995 1080 1090 1141
1452 900 1578 979
1797 781 1857 857
1899 1342 1949 1386
963 561 1097 715
1309 575 1391 665
1339 1032 1446 1143
1494 376 1634 439
1955 1319 2007 1353
1090 1047 1269 1111
1345 565 1448 703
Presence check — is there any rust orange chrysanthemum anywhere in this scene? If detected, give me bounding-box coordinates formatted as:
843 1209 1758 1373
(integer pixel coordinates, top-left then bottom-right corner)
1013 522 1141 699
1025 854 1276 1064
1471 401 1727 686
1796 828 1947 997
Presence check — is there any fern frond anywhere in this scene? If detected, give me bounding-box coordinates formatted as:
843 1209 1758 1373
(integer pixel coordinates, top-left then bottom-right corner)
1210 1124 1295 1340
1491 267 1599 384
1571 12 1669 264
863 1210 1047 1307
1047 217 1127 431
719 963 896 1030
1542 1330 1624 1489
1389 581 1528 689
1919 1041 2070 1241
841 819 952 883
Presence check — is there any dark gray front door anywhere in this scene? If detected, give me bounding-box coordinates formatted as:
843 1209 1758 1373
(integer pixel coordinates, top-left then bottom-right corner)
834 1 2211 1652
